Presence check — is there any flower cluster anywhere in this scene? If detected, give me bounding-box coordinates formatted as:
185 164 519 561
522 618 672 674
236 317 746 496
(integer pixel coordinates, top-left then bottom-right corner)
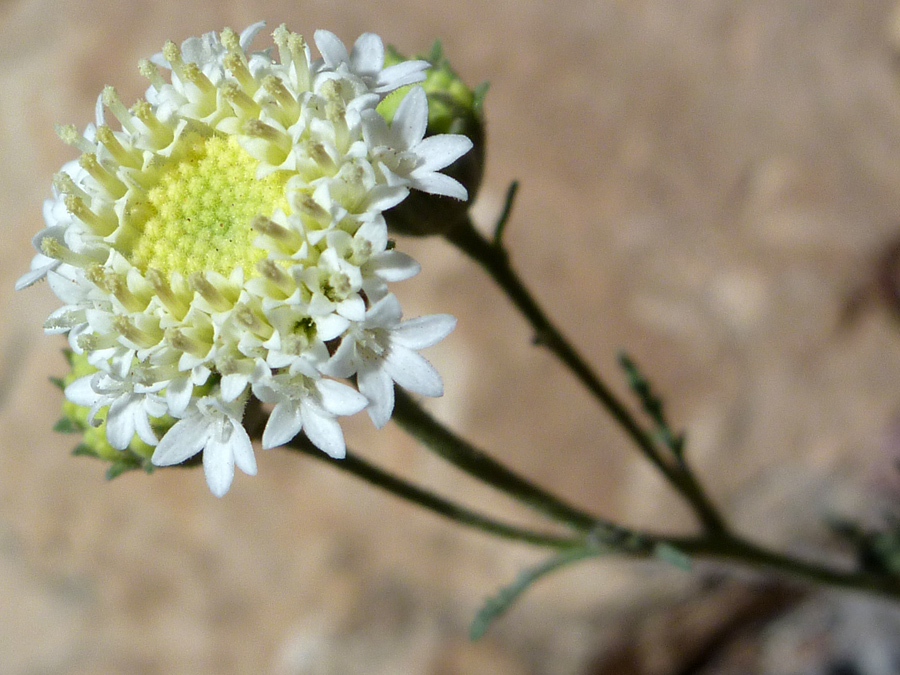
18 22 470 495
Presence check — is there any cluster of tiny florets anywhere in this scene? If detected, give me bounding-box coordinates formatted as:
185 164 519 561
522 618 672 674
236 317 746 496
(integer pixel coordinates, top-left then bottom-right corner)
18 22 471 495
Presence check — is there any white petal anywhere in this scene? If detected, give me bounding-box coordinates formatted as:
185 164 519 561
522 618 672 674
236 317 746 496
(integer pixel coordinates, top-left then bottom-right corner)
317 379 368 416
392 87 428 150
314 30 349 68
384 346 444 397
262 400 303 449
376 61 429 92
64 375 101 407
166 377 193 417
366 293 403 327
230 423 257 476
371 251 420 281
411 171 468 200
416 134 474 172
105 396 138 450
392 314 456 349
152 416 208 466
358 366 394 428
220 373 248 402
350 32 384 72
300 401 346 459
203 437 235 497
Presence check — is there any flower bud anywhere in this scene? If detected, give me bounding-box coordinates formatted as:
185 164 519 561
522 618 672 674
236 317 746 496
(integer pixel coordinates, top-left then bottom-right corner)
379 42 487 236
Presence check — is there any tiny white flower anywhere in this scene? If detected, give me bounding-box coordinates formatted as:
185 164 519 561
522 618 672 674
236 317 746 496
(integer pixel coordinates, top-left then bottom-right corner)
324 293 456 427
253 371 367 456
151 394 256 497
361 87 473 200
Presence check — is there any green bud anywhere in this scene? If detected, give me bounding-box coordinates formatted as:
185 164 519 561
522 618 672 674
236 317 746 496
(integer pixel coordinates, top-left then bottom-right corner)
379 42 487 236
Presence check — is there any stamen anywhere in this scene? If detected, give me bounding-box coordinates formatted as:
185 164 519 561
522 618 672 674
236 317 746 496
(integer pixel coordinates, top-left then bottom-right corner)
223 53 258 95
233 304 272 338
182 62 215 95
145 268 189 319
64 194 116 236
79 153 127 199
131 100 174 148
220 27 241 53
162 41 186 80
138 59 166 89
40 237 95 267
113 315 161 348
55 124 96 154
251 215 303 248
96 125 142 169
102 86 137 133
256 258 295 294
166 328 210 357
77 332 119 352
189 272 236 312
261 75 300 122
53 172 89 200
107 272 148 312
222 82 261 117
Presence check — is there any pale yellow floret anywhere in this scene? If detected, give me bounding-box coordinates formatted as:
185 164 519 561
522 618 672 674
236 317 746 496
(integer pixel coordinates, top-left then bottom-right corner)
129 133 289 278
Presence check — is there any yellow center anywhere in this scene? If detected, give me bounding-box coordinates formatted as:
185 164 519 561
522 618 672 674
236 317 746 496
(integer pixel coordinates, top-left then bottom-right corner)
129 132 289 277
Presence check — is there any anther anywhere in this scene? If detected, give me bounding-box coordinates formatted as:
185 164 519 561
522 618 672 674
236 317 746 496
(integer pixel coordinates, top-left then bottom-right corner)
233 304 272 338
79 153 127 199
293 193 331 223
220 27 241 52
102 86 137 133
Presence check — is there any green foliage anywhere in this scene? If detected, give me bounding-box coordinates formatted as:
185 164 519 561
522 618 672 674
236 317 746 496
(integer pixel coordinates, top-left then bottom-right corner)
471 545 608 640
617 351 685 458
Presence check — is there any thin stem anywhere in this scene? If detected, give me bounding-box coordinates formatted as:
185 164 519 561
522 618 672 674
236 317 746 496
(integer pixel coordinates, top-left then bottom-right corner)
392 388 608 533
444 216 728 535
671 532 900 600
282 434 582 550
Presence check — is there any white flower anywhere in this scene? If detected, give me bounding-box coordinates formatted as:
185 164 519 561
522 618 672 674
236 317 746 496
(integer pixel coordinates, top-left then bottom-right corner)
252 371 367 457
151 395 256 497
361 87 474 200
65 370 167 449
324 293 456 427
21 22 464 495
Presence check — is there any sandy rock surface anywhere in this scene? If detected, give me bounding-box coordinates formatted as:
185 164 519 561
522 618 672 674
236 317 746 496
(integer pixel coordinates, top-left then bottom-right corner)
5 1 900 673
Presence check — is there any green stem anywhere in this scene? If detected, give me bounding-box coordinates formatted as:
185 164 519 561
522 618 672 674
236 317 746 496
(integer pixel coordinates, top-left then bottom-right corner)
392 388 607 533
444 216 728 535
282 435 582 550
672 532 900 600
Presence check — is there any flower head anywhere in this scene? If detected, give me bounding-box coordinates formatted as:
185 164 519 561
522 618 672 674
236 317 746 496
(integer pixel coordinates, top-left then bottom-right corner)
21 23 466 495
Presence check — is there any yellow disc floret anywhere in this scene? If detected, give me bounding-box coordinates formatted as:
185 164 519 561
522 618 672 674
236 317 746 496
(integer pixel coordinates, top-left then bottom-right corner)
130 131 289 277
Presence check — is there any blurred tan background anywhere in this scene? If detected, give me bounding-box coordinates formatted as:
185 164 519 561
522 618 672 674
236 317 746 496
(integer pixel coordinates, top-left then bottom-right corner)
5 1 900 673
